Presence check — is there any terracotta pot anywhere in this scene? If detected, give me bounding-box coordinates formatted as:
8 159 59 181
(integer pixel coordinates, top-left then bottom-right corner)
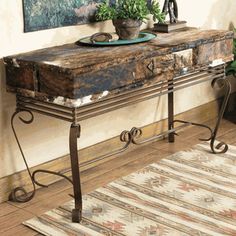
112 19 142 40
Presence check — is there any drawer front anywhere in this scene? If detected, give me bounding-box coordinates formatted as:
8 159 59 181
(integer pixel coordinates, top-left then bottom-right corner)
194 39 233 65
135 50 194 81
173 49 193 75
135 54 174 83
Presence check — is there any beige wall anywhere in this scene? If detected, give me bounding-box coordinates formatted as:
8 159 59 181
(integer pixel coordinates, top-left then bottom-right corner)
1 0 236 178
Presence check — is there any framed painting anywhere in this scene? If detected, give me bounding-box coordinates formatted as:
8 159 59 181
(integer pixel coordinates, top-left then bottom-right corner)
22 0 115 32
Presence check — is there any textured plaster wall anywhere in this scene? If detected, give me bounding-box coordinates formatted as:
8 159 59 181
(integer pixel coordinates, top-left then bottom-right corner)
0 0 236 178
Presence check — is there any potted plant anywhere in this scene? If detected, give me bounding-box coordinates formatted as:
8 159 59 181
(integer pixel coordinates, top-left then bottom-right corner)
96 0 165 40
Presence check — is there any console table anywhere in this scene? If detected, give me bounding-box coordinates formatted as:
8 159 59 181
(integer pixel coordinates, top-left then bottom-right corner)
3 28 233 223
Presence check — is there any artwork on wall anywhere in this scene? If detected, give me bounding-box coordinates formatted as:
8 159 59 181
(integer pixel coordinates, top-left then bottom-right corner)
22 0 155 32
22 0 115 32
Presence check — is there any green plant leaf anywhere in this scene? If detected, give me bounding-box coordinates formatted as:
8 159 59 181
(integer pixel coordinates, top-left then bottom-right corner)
95 0 164 22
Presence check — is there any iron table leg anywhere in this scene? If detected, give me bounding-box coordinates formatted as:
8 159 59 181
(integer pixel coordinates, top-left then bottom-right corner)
168 79 175 142
173 76 231 154
9 109 83 222
9 110 36 202
69 124 82 223
209 76 231 153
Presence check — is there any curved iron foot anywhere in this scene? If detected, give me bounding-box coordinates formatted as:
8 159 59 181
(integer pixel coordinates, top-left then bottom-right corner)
173 77 230 154
9 110 36 202
209 77 231 154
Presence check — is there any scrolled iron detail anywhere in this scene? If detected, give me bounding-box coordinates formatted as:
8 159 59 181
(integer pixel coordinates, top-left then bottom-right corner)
32 169 73 188
210 140 228 154
9 110 36 202
9 110 76 203
120 127 143 145
130 127 143 144
120 130 132 143
8 186 35 203
209 76 231 154
173 75 231 154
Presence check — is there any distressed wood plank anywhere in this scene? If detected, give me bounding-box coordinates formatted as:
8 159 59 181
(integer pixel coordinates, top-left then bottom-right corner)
4 28 233 99
0 203 18 217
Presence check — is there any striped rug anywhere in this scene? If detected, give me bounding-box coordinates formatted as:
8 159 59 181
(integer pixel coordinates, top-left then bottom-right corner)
24 142 236 236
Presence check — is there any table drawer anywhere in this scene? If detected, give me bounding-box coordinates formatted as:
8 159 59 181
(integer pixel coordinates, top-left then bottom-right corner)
194 39 233 65
135 54 174 83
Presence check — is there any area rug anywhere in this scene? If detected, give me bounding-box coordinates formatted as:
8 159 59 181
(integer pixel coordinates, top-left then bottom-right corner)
24 142 236 236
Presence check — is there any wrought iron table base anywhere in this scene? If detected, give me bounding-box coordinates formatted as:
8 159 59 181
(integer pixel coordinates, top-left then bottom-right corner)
9 65 231 223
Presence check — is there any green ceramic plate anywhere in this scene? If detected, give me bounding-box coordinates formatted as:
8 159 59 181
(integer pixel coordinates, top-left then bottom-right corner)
77 32 156 46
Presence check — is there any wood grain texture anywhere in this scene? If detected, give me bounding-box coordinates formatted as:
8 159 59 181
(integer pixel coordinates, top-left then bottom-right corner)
4 28 233 99
0 224 40 236
0 209 34 233
0 203 18 217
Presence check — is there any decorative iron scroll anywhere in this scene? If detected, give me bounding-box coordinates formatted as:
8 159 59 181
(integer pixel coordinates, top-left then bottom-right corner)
9 110 74 202
9 110 36 202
